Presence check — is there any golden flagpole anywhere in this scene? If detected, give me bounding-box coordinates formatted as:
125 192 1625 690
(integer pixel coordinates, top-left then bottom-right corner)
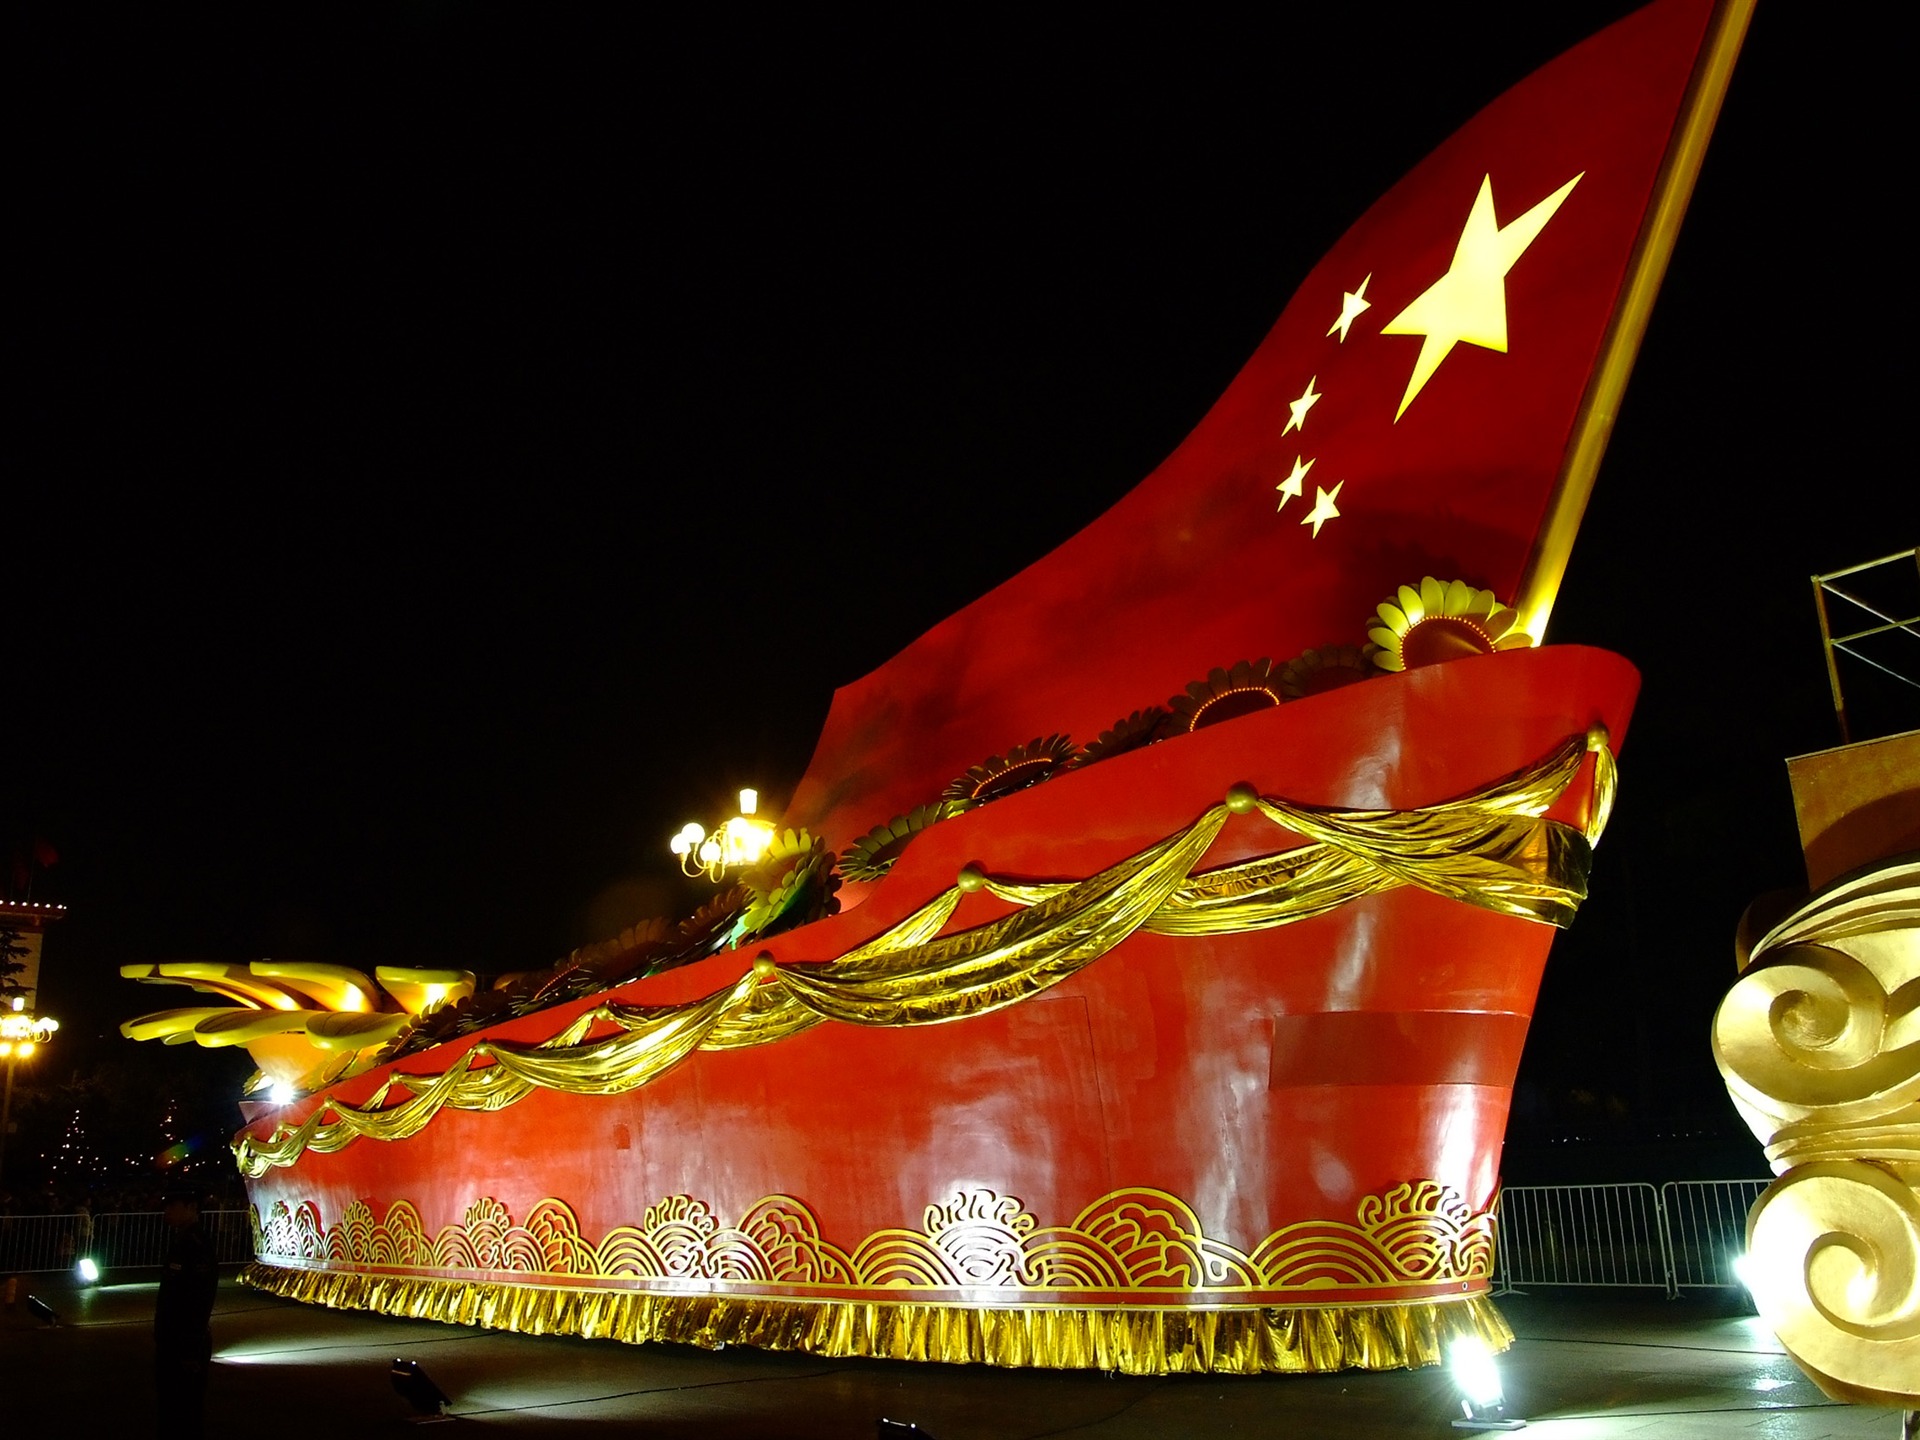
1511 0 1758 642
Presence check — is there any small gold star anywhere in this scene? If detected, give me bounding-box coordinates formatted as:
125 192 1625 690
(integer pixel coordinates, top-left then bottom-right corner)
1282 375 1321 436
1300 481 1343 538
1275 455 1313 512
1382 172 1582 420
1327 274 1372 342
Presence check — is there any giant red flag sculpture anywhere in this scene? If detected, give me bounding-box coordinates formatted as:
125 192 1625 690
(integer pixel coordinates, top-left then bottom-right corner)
123 0 1751 1376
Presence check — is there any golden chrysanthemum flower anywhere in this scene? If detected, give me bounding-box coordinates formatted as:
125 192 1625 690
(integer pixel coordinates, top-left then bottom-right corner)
735 828 839 942
940 735 1078 806
1077 707 1171 768
1165 659 1284 735
1367 577 1531 673
640 885 750 976
842 801 966 884
1278 645 1376 699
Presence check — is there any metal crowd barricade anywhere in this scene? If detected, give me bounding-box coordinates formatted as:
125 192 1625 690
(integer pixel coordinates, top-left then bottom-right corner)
0 1210 255 1273
1660 1178 1771 1291
1493 1181 1775 1298
1492 1183 1674 1295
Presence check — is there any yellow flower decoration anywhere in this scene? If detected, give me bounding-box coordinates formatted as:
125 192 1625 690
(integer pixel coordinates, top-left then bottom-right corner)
734 829 838 942
940 735 1078 806
1077 707 1170 767
1165 659 1284 735
842 802 965 884
1367 577 1531 673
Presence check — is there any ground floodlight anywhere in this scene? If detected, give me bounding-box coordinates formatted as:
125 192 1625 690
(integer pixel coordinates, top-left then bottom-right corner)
390 1358 451 1420
27 1294 60 1327
76 1256 100 1284
877 1421 938 1439
1448 1334 1524 1431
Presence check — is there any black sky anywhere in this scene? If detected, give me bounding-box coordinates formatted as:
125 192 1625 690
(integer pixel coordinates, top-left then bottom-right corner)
9 4 1916 1158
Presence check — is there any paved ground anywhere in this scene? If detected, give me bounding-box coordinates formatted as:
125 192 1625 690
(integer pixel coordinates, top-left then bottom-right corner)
1 1271 1909 1438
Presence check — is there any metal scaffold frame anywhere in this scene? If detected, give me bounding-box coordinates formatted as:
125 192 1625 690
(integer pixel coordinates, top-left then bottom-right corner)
1811 548 1920 744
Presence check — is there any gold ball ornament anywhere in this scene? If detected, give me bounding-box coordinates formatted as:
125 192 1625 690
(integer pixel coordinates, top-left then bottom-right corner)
955 864 988 893
1224 783 1260 814
752 955 779 980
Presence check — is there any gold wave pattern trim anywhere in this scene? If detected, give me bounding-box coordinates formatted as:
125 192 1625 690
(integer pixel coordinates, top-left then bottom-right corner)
251 1180 1494 1295
1711 854 1920 1408
243 1182 1502 1375
236 731 1613 1175
239 1262 1512 1376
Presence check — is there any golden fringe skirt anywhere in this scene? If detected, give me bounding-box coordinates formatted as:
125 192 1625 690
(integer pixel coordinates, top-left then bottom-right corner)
242 1261 1512 1377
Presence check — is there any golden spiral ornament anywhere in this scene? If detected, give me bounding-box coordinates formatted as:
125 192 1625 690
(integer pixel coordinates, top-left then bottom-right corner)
1711 854 1920 1408
1715 944 1908 1125
1744 1161 1920 1404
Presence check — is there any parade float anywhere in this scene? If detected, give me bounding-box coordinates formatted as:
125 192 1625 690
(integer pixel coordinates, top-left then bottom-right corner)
123 0 1751 1376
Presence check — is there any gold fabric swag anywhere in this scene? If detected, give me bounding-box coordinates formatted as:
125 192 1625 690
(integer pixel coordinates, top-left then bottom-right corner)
236 730 1614 1175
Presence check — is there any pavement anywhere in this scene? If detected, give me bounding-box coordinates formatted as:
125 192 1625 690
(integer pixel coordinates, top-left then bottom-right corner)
1 1271 1910 1438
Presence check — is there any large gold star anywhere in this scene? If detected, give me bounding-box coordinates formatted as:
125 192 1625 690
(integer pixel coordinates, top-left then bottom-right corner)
1381 172 1581 420
1327 275 1372 342
1300 481 1343 538
1282 375 1322 436
1275 455 1313 512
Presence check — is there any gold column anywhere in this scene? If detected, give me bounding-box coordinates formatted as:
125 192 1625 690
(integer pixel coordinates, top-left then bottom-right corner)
1712 735 1920 1410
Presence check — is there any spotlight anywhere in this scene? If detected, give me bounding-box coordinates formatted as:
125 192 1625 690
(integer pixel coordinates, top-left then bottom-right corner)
76 1257 100 1284
390 1358 451 1421
877 1422 938 1439
1448 1334 1524 1431
1732 1251 1755 1289
27 1294 61 1327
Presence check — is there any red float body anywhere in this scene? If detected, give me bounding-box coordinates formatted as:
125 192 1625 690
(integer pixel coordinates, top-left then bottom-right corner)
242 645 1635 1313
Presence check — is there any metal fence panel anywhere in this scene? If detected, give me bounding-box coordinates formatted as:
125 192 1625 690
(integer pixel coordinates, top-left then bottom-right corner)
1493 1183 1673 1294
0 1210 254 1273
1661 1179 1770 1290
204 1209 254 1263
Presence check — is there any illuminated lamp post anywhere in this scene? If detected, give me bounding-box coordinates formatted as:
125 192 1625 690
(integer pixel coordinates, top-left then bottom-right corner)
670 788 776 881
0 998 60 1185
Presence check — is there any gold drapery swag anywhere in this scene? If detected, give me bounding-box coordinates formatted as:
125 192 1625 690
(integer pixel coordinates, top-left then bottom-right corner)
240 1261 1513 1377
236 730 1613 1175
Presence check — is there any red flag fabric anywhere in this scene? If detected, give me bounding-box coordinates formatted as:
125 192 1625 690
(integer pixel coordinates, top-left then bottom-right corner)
787 0 1724 858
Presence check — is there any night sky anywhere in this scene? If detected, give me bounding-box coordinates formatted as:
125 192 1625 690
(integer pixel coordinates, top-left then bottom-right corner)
10 4 1915 1175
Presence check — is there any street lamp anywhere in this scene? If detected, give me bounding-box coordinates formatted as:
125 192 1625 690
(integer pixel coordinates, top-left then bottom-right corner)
0 999 59 1185
669 788 776 881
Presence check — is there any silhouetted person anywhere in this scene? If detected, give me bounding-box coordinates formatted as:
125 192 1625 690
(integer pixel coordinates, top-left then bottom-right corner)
154 1185 218 1438
73 1197 94 1262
